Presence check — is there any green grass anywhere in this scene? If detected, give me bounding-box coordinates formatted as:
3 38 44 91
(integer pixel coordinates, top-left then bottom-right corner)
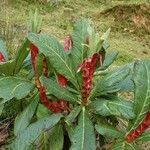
0 0 150 64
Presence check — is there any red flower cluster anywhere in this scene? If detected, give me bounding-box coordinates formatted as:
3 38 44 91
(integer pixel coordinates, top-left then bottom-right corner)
126 112 150 142
29 35 71 113
0 52 5 62
78 53 99 105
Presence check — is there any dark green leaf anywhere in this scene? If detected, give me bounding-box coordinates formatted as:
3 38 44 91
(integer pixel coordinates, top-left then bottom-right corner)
0 60 15 75
127 60 150 133
48 124 64 150
71 19 92 69
70 107 96 150
33 124 64 150
35 53 43 76
14 94 39 136
0 76 35 103
90 63 130 100
65 106 81 125
36 104 51 119
100 50 118 70
95 123 124 139
0 103 4 116
13 38 30 74
90 97 135 119
65 124 75 141
12 113 63 150
40 76 79 103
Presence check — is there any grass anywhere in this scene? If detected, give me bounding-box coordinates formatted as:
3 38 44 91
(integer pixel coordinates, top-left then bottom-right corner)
0 0 150 64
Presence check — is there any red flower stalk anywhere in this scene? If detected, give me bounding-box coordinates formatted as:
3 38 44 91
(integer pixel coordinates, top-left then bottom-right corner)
30 43 39 71
0 52 5 62
29 35 71 113
126 112 150 143
79 53 99 105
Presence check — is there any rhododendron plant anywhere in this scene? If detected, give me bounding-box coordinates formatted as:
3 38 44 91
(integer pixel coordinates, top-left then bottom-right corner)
0 18 150 150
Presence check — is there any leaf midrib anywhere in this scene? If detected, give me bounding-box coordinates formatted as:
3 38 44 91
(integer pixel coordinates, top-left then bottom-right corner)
81 107 85 150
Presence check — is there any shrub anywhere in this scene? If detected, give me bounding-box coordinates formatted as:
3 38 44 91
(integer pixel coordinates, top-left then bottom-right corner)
0 17 150 150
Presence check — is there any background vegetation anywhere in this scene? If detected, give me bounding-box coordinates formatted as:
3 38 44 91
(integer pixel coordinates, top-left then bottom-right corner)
0 0 150 64
0 0 150 149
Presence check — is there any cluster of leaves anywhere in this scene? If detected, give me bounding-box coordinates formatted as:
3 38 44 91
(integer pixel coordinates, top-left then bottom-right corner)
0 16 150 150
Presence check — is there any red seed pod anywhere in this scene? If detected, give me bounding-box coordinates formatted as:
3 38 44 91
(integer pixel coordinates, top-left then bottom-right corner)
126 112 150 143
0 52 5 62
79 53 99 105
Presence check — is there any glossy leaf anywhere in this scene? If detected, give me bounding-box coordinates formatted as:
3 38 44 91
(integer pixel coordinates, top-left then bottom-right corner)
127 60 150 133
12 113 63 150
14 94 39 136
0 76 35 103
90 97 135 119
27 33 79 90
40 76 78 103
90 63 130 100
70 107 96 150
13 38 30 74
95 123 124 139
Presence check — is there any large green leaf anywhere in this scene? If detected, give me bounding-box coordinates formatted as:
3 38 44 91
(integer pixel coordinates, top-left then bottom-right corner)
14 94 39 136
0 39 30 75
36 103 51 119
88 28 110 56
100 50 118 70
27 33 79 90
13 38 30 74
95 123 124 139
48 124 64 150
127 60 150 133
12 113 63 150
0 76 35 103
70 19 92 69
0 60 15 75
65 106 81 125
90 63 130 100
110 142 142 150
70 107 96 150
89 97 135 119
136 128 150 142
33 124 64 150
40 76 79 103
